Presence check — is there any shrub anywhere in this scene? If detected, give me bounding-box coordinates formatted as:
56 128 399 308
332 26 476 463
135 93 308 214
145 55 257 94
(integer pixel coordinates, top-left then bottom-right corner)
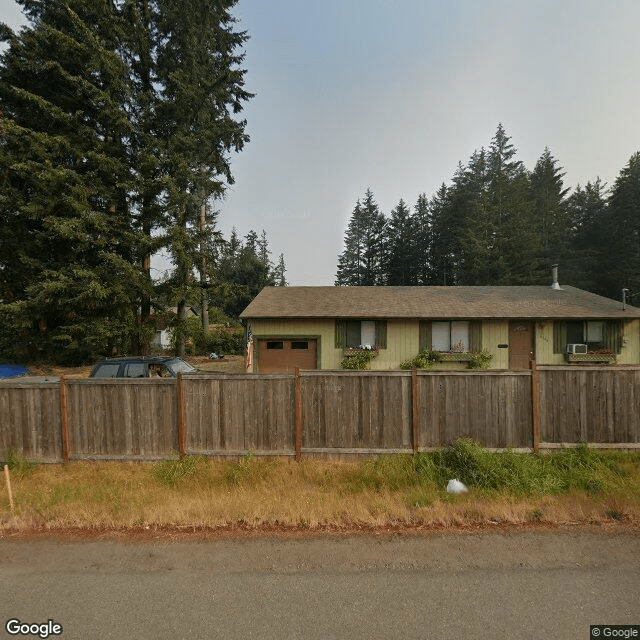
467 349 493 370
340 348 378 370
399 349 442 369
177 317 244 355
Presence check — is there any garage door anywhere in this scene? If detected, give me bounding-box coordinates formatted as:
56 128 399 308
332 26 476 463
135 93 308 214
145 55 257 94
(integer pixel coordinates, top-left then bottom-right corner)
257 339 317 373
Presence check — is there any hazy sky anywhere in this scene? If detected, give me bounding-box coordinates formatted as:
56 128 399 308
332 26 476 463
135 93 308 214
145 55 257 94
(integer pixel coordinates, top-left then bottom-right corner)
2 0 640 284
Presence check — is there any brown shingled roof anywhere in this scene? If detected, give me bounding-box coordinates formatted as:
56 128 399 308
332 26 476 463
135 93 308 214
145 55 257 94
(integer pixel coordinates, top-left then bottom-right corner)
240 286 640 319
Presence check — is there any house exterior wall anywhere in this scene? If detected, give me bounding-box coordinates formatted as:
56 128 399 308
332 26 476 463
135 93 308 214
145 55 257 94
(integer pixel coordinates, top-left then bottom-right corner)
535 319 640 365
248 318 640 370
482 320 509 369
620 320 640 364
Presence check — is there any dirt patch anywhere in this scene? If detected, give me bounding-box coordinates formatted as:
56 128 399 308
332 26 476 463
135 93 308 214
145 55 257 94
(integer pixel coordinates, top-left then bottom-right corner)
1 520 637 543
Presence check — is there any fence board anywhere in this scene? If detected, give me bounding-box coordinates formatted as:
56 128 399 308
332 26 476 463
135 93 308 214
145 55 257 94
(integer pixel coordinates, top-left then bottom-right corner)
0 384 62 461
1 369 640 462
66 380 177 459
416 372 531 448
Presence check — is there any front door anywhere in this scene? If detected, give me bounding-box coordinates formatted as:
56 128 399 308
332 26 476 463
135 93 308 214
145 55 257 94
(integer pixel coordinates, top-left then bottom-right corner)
257 339 318 373
508 321 534 370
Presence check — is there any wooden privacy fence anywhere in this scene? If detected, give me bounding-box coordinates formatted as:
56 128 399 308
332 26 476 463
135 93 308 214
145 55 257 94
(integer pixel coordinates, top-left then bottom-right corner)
1 366 640 463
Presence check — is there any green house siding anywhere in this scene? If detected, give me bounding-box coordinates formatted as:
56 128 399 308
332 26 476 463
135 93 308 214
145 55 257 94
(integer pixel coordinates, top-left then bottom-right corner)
535 319 640 364
248 318 640 370
482 320 509 369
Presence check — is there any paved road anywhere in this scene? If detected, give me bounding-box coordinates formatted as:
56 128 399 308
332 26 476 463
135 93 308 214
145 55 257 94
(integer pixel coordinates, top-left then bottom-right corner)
1 531 638 639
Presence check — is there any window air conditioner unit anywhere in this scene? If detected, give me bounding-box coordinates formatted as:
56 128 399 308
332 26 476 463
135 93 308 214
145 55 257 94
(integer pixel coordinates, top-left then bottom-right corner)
566 343 588 355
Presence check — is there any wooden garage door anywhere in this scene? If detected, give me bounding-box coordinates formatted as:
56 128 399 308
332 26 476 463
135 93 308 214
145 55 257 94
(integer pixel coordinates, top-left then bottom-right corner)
257 339 317 373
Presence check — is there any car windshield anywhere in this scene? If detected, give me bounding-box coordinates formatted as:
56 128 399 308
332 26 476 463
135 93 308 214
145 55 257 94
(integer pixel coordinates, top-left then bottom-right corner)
165 358 197 374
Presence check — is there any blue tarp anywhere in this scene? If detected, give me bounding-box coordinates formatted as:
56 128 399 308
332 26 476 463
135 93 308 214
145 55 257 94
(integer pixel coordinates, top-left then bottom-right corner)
0 364 29 378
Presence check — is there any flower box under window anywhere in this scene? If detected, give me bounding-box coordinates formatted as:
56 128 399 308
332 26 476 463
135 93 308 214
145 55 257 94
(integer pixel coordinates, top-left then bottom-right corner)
565 353 616 364
435 351 474 362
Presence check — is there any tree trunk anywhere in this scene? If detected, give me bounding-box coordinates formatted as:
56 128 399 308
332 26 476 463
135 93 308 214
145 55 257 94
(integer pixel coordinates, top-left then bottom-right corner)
200 198 209 333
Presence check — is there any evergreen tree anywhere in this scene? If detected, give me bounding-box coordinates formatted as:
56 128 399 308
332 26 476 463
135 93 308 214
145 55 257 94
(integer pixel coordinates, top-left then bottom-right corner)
456 148 493 285
244 230 259 255
530 147 570 268
0 0 142 361
257 230 272 269
485 124 540 284
412 193 432 285
150 0 252 355
272 254 287 286
565 179 608 292
384 199 415 285
425 183 454 285
335 189 386 285
598 153 640 299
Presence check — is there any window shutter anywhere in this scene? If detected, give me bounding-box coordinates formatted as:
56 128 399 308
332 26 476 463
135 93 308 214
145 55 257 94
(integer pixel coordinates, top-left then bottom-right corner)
419 321 432 351
553 321 566 354
603 320 623 354
374 320 387 349
469 321 482 351
335 320 347 348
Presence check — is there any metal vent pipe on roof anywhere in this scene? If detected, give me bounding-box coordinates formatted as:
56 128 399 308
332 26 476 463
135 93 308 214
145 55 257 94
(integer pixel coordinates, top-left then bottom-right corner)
550 264 563 290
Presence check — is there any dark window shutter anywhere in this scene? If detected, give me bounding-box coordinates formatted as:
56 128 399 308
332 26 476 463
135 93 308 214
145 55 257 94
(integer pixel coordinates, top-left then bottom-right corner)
419 321 432 351
335 320 347 348
469 321 482 351
375 320 387 349
346 320 361 347
553 321 567 354
604 320 623 354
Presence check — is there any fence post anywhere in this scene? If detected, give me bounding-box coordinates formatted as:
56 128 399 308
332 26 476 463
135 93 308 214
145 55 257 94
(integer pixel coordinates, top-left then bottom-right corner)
294 367 302 461
177 372 186 457
530 360 540 452
412 367 419 454
59 375 70 463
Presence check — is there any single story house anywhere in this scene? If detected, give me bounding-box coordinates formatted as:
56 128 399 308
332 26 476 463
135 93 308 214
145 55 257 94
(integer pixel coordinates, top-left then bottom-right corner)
240 280 640 373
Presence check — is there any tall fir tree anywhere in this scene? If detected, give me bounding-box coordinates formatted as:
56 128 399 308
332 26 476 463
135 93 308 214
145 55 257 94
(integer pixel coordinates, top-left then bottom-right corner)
424 184 452 285
272 254 287 286
412 193 432 285
384 199 415 285
564 179 608 292
0 0 143 361
152 0 252 354
456 148 493 285
598 153 640 300
485 124 541 284
530 147 570 269
335 189 386 285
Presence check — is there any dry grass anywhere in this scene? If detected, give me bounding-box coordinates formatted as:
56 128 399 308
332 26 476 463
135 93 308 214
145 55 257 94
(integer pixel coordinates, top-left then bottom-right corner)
1 446 639 532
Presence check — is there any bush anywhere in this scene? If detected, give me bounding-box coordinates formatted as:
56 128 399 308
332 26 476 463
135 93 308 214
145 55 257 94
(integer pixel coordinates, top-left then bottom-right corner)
178 317 244 355
340 349 378 370
466 349 493 370
399 349 442 369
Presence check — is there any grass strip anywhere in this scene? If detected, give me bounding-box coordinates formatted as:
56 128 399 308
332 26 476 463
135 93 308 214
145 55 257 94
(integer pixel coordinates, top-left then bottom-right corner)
1 440 639 531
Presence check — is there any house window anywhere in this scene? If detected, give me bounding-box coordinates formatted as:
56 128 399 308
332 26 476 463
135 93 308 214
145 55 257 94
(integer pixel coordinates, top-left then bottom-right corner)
420 320 482 352
291 341 308 350
586 321 604 342
431 321 469 351
553 320 621 353
266 341 284 349
335 320 387 349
